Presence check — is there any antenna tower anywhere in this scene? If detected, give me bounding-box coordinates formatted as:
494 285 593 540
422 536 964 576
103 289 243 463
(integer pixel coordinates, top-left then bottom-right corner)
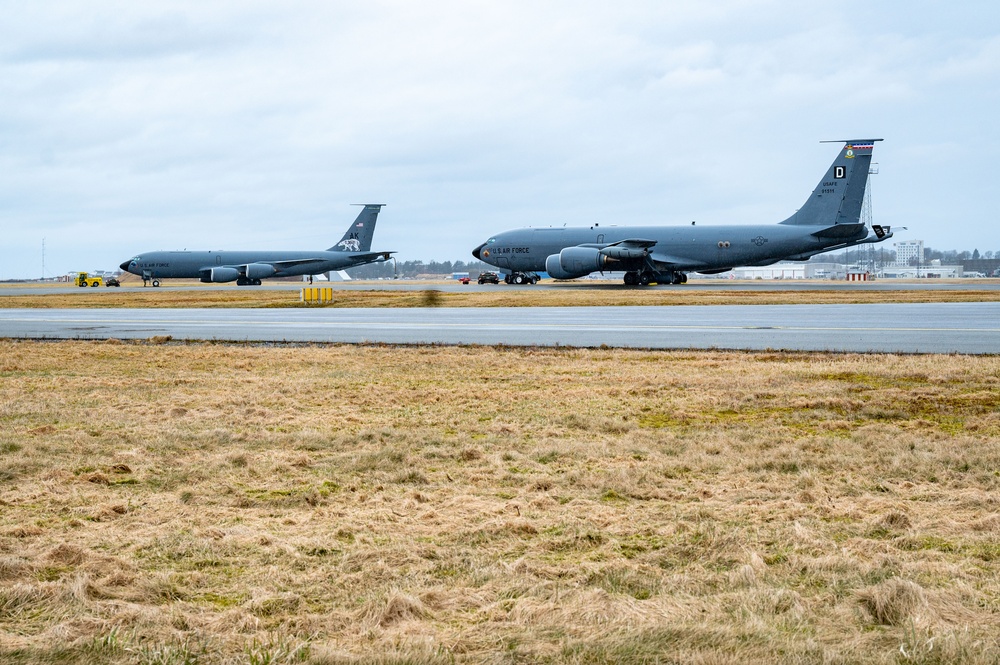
861 164 879 271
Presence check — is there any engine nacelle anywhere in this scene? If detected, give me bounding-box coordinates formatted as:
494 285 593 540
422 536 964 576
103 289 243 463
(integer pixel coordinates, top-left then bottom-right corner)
544 246 611 279
600 245 648 260
545 254 583 280
201 267 240 283
245 263 277 280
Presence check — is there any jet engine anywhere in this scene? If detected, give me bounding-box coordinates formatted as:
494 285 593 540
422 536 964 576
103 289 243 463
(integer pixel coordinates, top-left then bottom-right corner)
201 267 240 283
245 263 277 280
600 245 648 260
544 247 612 279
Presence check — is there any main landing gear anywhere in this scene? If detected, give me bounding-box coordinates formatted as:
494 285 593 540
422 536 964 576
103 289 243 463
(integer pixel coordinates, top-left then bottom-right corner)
623 271 687 286
503 272 540 285
236 277 263 286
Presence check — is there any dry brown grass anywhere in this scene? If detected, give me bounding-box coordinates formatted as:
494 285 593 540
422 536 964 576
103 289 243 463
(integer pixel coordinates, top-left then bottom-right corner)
1 340 1000 663
2 279 999 309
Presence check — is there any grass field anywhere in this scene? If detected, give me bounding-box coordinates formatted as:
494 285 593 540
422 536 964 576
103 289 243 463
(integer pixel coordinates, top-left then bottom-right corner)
2 340 1000 663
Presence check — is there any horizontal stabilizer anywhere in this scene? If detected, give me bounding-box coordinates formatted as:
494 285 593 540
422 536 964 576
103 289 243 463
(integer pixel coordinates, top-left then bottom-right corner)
810 223 867 239
346 251 395 262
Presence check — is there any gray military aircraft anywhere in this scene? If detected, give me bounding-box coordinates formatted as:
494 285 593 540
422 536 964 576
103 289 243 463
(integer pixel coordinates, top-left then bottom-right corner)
472 140 894 285
120 204 393 286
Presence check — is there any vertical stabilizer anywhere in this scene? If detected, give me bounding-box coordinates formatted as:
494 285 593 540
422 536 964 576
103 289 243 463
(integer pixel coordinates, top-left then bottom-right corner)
328 204 385 252
780 140 881 226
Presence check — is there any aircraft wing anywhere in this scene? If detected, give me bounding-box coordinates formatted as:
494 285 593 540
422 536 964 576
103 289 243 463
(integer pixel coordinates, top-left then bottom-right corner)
260 251 394 270
599 238 708 269
607 238 657 249
206 258 329 272
264 258 330 269
213 252 395 276
647 251 708 269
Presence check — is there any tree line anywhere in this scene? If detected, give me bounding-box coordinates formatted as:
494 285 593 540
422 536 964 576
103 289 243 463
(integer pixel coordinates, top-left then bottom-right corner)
815 247 998 267
344 247 998 279
345 260 494 279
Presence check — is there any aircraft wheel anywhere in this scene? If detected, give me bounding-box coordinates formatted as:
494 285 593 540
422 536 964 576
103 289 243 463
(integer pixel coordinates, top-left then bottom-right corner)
513 274 525 284
638 272 651 286
152 279 160 287
253 279 262 286
529 276 538 285
680 273 687 284
623 272 637 285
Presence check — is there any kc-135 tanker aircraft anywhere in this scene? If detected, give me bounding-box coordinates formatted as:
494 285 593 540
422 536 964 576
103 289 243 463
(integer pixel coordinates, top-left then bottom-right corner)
120 204 392 286
472 140 894 285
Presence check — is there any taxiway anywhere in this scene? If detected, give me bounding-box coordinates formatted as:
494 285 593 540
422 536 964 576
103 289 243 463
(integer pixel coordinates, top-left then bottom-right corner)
1 303 996 353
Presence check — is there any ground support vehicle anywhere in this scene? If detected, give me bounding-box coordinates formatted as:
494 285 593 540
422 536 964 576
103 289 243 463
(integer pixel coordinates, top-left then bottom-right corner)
74 272 102 287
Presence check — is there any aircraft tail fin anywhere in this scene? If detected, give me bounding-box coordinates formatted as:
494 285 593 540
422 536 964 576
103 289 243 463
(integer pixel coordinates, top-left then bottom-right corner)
779 140 881 226
328 204 385 252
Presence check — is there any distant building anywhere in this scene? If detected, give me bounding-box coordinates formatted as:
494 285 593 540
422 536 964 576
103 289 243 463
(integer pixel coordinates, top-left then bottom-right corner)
893 240 924 266
730 262 853 280
731 264 807 280
880 264 962 278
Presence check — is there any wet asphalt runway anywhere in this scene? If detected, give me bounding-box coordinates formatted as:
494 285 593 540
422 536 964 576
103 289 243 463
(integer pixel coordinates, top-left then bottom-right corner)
1 303 997 354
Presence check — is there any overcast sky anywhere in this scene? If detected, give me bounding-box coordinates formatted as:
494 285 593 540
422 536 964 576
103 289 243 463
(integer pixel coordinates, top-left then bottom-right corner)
3 1 999 278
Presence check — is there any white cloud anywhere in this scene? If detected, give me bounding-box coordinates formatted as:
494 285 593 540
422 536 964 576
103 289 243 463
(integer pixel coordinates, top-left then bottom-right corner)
2 0 1000 277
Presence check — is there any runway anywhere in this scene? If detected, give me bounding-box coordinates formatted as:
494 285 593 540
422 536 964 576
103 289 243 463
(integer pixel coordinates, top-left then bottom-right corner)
1 303 997 353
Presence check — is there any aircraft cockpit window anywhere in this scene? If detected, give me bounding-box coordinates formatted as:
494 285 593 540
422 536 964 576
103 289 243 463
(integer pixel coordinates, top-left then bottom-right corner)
487 238 496 243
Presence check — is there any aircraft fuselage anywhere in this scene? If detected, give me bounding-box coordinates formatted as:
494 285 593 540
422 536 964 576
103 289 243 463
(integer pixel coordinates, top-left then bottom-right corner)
478 223 868 274
124 249 387 280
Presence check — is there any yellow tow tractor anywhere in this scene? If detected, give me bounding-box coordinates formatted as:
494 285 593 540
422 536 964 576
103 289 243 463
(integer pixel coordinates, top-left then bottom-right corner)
74 272 103 287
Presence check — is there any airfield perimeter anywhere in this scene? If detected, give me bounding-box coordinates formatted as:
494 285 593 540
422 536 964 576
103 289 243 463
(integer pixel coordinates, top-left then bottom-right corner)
3 277 1000 308
2 280 1000 663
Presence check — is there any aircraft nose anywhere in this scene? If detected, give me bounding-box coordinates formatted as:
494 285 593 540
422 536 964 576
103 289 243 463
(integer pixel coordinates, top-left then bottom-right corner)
120 260 132 272
472 243 485 260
